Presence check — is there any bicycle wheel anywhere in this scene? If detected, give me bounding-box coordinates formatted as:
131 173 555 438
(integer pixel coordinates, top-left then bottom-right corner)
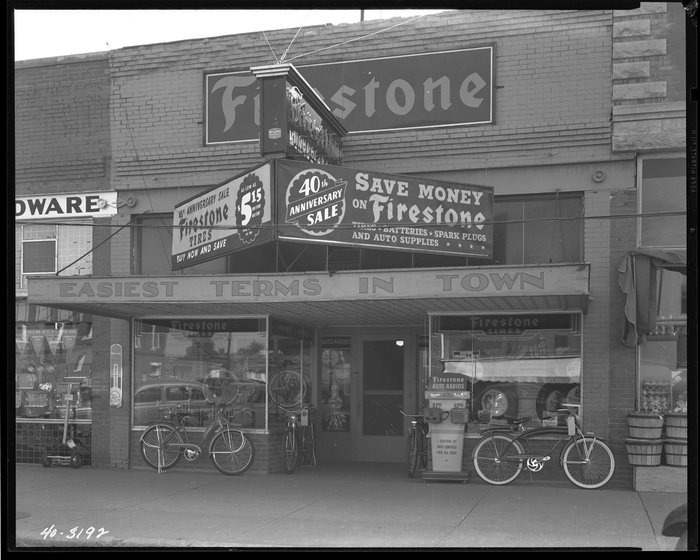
269 369 307 408
303 423 316 466
140 424 183 470
283 427 298 474
210 429 255 475
406 429 419 478
472 433 524 485
562 436 615 489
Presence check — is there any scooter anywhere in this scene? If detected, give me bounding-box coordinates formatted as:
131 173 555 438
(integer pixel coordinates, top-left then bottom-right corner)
41 383 83 468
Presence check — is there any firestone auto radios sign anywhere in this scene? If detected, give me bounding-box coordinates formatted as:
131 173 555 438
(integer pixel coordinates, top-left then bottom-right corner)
171 162 272 270
205 47 493 143
276 159 493 258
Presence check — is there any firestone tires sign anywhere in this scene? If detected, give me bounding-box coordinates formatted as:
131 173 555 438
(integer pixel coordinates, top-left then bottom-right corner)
276 159 493 258
171 162 272 270
205 47 493 144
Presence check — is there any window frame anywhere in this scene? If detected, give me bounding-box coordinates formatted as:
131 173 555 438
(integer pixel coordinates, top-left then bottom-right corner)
636 153 687 250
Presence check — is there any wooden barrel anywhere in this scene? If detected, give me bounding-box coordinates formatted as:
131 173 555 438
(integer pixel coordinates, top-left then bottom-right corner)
664 439 687 467
664 413 687 439
625 438 663 466
627 413 663 439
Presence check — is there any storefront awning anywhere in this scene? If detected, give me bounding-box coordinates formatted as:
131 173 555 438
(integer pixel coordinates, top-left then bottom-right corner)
617 250 687 347
26 264 590 328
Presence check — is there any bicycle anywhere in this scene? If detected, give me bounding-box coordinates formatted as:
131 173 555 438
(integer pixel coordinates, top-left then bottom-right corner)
139 377 256 475
400 410 429 478
282 404 316 474
471 403 615 489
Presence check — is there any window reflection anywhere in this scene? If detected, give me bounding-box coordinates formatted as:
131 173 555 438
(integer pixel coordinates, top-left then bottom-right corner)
434 313 582 431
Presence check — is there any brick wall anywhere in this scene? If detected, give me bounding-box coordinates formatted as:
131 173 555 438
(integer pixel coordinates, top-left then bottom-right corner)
608 189 639 484
108 10 614 191
15 54 111 195
129 428 286 475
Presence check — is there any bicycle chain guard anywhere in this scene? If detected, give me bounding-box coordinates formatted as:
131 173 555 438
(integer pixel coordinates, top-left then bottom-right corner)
526 456 549 471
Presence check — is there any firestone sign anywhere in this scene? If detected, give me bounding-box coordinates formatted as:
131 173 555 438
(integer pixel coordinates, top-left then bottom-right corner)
205 47 493 144
171 162 272 270
277 159 493 258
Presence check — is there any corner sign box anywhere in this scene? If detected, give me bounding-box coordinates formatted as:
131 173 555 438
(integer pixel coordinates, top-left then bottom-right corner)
250 63 347 165
171 162 273 270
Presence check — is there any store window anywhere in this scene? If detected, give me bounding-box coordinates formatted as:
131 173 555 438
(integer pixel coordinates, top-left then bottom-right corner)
472 193 583 266
639 156 686 249
320 337 352 432
136 214 227 274
431 313 582 433
268 319 314 419
133 317 267 428
15 302 93 420
132 317 314 430
16 221 92 291
638 266 687 414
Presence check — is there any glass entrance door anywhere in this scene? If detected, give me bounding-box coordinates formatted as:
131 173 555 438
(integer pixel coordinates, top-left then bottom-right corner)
353 335 410 462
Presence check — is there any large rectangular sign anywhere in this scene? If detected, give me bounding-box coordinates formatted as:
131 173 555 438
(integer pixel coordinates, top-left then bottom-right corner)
171 162 272 270
276 159 493 258
205 47 493 144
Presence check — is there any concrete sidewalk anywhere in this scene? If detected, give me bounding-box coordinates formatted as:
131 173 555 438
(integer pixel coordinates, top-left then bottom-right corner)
10 462 690 550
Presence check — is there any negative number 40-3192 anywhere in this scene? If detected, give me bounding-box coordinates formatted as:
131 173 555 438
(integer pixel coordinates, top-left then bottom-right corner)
40 525 109 540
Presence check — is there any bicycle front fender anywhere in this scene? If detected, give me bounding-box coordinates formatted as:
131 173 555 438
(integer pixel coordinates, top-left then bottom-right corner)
470 430 519 459
139 421 180 441
557 434 607 466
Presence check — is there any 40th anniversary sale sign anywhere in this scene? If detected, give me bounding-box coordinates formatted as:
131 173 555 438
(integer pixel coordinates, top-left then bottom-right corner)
172 162 272 270
276 159 493 258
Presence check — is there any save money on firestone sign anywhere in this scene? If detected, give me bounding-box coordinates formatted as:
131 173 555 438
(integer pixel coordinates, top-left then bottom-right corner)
276 159 494 258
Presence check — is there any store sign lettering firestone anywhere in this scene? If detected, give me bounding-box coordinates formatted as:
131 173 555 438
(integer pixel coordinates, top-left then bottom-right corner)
205 47 493 144
277 159 494 258
171 162 272 270
30 264 590 304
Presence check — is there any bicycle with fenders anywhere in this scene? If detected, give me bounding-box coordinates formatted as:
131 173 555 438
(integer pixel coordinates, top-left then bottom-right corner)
401 410 430 478
139 377 256 475
471 403 615 489
282 404 316 474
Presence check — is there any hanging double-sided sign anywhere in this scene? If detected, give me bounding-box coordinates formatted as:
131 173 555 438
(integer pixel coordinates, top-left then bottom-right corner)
171 161 273 270
275 159 493 258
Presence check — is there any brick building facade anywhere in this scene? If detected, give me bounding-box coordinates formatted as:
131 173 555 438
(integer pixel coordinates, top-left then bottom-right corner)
16 5 690 488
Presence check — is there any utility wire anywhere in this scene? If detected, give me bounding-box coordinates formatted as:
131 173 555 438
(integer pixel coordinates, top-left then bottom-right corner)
23 210 688 232
284 14 428 63
279 11 310 62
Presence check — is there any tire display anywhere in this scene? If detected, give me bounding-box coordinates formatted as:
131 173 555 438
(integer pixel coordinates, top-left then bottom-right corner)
474 385 517 418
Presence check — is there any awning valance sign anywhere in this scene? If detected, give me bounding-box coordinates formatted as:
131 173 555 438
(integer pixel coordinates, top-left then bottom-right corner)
28 264 589 305
276 159 494 258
